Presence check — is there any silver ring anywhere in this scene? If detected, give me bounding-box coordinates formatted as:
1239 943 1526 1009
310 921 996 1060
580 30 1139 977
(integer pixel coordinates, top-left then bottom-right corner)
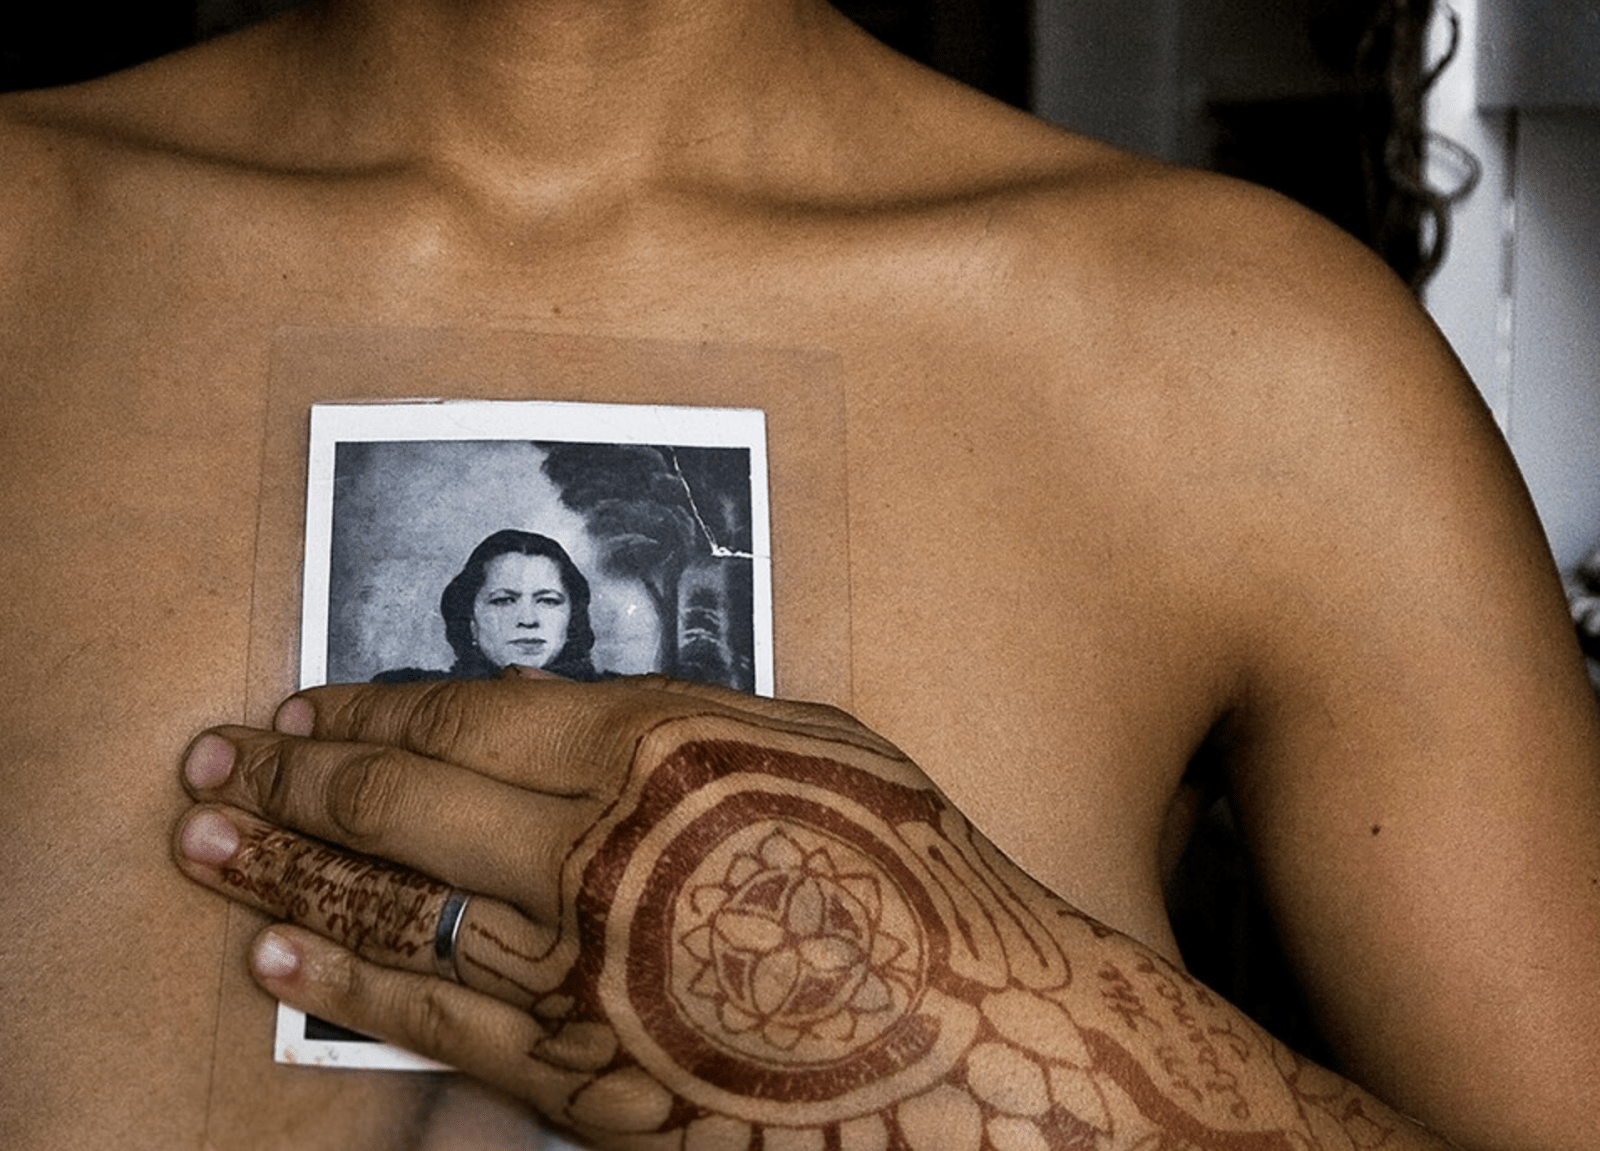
432 888 471 983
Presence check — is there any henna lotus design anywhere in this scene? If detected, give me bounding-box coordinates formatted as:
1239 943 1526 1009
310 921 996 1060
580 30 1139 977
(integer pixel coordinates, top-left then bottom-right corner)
674 824 921 1060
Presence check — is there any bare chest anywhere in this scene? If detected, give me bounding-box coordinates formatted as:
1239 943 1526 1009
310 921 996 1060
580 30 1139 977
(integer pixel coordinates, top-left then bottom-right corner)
5 185 1233 949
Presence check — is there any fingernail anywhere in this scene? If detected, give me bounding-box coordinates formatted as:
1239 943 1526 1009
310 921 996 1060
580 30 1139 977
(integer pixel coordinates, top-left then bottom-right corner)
274 697 314 737
184 733 235 789
180 809 240 864
253 932 300 979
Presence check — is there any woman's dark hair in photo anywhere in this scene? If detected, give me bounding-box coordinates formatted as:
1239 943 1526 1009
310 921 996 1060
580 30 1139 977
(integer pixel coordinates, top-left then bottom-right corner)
437 529 599 681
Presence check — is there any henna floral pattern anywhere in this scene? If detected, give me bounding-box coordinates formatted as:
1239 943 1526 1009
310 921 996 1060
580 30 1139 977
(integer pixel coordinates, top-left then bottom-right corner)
673 824 922 1060
479 734 1422 1151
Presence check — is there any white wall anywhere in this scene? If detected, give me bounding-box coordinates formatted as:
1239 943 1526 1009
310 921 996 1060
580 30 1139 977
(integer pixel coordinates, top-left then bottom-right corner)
1425 0 1600 570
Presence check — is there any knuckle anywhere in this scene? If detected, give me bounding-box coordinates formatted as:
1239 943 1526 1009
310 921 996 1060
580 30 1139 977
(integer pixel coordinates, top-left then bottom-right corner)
404 680 471 754
400 979 457 1056
325 748 408 840
316 682 412 744
234 741 289 818
316 943 363 1006
351 692 390 735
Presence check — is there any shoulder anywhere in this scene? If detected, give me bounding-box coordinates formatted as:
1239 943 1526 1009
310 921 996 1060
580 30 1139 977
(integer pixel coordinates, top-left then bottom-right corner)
822 57 1438 426
928 132 1481 583
0 53 193 264
995 154 1538 715
814 51 1519 703
0 11 332 227
995 144 1482 525
0 7 312 156
0 14 356 336
981 145 1432 396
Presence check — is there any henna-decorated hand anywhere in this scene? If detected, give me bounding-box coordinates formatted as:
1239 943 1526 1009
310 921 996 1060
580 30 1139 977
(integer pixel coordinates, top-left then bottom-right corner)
174 675 1449 1151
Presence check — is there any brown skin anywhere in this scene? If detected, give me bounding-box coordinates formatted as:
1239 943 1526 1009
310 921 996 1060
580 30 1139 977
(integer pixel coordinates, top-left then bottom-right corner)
1 0 1598 1148
176 673 1456 1150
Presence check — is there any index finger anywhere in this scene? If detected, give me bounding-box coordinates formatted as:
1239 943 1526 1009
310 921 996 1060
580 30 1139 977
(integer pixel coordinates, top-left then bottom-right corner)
279 676 643 794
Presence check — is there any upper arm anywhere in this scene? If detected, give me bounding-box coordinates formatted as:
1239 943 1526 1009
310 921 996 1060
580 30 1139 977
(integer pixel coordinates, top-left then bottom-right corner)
1186 190 1600 1151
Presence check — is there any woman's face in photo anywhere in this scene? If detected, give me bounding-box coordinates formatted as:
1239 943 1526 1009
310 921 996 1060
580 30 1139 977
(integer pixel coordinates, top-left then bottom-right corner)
470 552 573 669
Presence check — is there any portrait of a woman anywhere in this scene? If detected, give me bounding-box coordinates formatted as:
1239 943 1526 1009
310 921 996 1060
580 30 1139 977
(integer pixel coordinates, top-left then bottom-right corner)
375 529 601 683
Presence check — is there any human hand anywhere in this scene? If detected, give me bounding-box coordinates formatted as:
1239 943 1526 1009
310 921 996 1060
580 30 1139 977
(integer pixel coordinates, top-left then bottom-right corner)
174 675 1448 1150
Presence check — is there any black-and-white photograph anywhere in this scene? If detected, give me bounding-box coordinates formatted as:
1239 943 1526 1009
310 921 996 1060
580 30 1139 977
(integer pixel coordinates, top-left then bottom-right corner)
305 400 771 694
281 398 771 1069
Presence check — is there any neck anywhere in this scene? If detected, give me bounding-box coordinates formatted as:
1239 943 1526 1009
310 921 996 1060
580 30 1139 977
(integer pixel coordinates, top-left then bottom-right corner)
282 0 856 182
